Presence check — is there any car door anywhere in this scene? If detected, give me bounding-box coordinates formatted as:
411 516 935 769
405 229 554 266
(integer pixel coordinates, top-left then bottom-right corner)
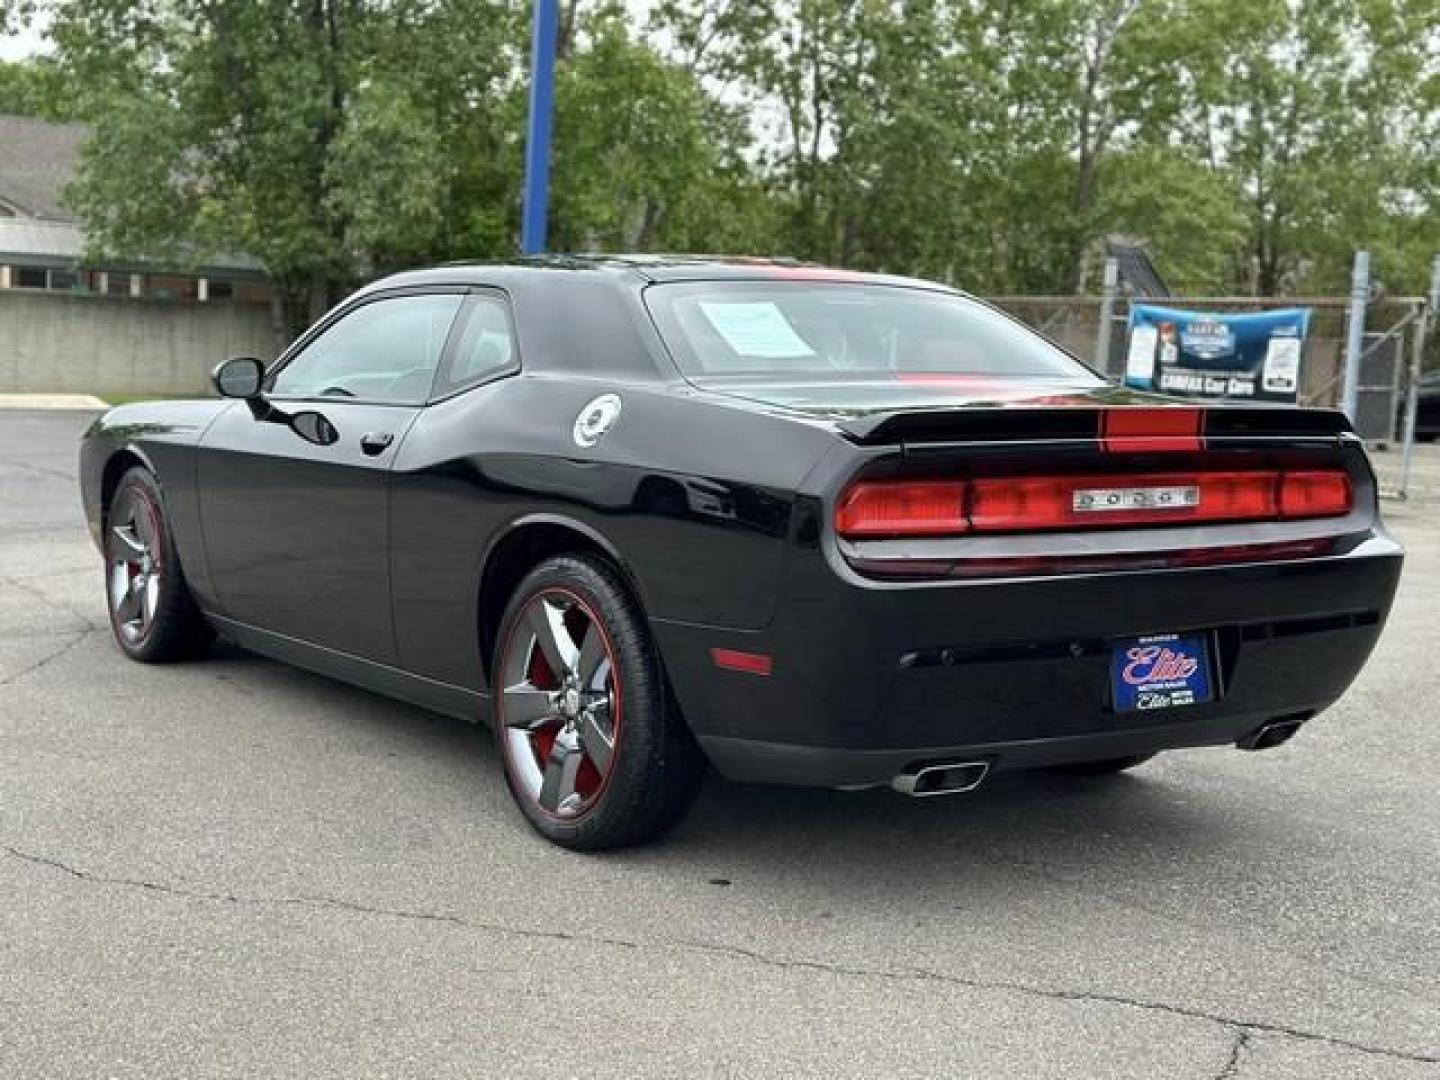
197 288 466 662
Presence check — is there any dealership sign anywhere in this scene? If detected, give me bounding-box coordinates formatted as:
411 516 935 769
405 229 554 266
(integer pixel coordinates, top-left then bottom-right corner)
1124 304 1312 403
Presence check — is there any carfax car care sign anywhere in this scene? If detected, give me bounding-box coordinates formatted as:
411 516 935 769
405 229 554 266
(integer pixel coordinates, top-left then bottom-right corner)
1124 305 1312 403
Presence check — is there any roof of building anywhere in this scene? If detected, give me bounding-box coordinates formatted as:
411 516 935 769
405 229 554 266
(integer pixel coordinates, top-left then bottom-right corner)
0 114 87 221
0 216 266 275
0 216 82 259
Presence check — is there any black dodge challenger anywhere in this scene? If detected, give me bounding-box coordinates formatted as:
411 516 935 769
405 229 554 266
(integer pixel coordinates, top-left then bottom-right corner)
80 256 1403 849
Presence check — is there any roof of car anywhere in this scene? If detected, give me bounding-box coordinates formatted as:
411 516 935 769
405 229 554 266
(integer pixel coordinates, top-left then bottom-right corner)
365 255 950 292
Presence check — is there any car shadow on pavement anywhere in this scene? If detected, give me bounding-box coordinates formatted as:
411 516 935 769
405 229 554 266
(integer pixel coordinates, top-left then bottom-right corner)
202 639 1269 891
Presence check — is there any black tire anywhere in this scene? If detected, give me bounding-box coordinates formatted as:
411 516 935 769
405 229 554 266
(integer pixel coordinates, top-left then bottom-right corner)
1050 753 1156 776
491 554 705 850
104 466 214 662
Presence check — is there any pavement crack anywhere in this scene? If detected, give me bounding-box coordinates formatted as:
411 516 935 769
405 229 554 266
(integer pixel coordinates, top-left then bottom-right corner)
3 460 76 482
0 844 641 953
0 629 98 686
4 841 1435 1067
0 573 106 636
1215 1028 1251 1079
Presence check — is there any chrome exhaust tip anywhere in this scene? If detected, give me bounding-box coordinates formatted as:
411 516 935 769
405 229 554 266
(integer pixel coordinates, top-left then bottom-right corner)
1236 717 1307 751
892 760 990 797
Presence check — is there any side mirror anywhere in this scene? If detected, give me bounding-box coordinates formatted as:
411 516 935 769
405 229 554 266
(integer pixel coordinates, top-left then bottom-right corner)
213 357 265 399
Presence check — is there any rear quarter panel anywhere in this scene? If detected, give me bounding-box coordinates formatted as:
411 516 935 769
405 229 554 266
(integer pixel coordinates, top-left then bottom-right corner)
387 376 840 689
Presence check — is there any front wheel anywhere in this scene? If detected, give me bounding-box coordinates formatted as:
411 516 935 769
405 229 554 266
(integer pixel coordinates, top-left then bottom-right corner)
104 467 213 662
492 554 705 850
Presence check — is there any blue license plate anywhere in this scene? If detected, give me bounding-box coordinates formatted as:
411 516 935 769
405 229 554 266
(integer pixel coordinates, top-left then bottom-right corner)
1111 633 1213 713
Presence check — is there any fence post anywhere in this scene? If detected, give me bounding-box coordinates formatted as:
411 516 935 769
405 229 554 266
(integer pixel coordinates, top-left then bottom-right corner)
1340 250 1371 423
1396 254 1440 499
1095 256 1119 374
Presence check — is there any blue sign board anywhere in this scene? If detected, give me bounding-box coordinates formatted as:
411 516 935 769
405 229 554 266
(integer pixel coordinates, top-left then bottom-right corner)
1125 304 1312 403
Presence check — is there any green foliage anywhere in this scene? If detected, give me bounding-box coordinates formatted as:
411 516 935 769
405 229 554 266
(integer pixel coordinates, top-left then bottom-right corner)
0 57 77 118
25 0 1440 309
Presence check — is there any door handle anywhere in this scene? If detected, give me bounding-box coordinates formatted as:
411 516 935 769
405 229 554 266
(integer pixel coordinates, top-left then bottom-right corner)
360 431 395 456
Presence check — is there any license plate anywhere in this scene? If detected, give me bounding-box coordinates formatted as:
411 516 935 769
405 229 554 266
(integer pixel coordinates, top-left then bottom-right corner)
1111 633 1213 713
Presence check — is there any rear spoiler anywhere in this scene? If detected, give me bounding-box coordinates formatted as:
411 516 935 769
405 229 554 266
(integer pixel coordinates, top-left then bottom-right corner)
834 405 1354 448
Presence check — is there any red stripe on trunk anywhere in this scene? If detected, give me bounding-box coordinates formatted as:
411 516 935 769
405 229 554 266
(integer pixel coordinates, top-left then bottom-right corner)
1101 408 1205 452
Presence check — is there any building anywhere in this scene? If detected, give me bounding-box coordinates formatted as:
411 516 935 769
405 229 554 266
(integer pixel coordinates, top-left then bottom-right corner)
0 114 273 303
1 115 281 397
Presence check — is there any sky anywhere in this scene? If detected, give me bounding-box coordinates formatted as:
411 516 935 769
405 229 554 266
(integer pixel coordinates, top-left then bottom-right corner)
1 14 48 61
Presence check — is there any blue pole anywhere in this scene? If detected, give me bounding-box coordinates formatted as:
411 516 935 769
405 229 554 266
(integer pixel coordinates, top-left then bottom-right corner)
521 0 559 255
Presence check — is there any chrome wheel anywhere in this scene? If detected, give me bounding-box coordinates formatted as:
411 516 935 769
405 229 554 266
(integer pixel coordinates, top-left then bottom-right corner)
107 486 163 644
497 588 621 819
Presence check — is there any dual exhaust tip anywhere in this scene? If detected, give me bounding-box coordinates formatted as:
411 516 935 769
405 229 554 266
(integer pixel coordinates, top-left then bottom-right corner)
1235 716 1308 751
893 715 1309 795
892 760 990 797
893 715 1309 796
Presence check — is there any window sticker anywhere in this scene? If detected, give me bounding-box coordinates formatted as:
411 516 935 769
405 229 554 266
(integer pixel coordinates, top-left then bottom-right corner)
697 301 815 359
1262 336 1301 394
1125 323 1158 386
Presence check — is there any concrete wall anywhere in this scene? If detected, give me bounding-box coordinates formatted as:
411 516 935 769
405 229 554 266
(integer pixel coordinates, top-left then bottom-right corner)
0 290 279 397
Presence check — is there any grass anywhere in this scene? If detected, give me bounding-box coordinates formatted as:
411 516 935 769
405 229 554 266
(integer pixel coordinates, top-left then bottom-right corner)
100 392 202 406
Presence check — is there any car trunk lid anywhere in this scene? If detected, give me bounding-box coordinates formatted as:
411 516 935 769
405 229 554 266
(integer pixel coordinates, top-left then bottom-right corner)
690 375 1351 448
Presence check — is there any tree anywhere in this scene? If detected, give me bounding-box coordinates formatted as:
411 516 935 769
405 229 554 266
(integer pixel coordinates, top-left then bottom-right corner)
50 0 519 332
547 4 773 254
29 0 1437 310
0 57 78 119
1166 0 1438 295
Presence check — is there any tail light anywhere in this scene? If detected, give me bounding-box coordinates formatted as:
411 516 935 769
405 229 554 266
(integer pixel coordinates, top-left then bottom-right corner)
835 469 1353 539
836 480 967 537
1279 470 1353 519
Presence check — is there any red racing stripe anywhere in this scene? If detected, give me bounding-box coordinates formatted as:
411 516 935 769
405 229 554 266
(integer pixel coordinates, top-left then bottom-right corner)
1101 407 1205 453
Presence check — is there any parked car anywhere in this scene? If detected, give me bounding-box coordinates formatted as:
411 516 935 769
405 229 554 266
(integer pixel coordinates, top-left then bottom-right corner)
79 257 1403 850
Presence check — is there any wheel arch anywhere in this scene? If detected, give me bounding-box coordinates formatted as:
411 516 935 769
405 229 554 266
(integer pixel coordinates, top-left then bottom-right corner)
476 514 650 682
99 445 159 528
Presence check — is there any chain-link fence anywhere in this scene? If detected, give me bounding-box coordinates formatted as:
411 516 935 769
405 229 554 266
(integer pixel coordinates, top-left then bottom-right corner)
987 258 1439 500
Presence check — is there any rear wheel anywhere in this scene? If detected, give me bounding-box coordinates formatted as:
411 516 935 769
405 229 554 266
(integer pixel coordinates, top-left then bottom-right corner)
104 467 213 662
492 554 705 850
1050 753 1156 776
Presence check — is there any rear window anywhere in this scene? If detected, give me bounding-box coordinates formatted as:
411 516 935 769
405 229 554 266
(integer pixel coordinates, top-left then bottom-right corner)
644 281 1093 381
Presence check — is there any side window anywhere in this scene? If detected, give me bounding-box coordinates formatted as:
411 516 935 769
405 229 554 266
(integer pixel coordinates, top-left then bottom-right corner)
433 294 518 397
270 293 464 405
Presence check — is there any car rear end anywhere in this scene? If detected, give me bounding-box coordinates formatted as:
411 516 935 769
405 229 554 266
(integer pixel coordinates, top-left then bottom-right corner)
640 273 1403 791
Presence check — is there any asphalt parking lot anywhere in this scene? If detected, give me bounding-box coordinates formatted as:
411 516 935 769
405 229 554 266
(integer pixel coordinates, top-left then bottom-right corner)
2 409 1437 1079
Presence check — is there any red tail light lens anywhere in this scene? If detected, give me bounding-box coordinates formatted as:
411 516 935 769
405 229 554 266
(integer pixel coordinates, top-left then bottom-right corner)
835 480 969 537
836 469 1354 539
969 472 1277 532
1279 470 1353 518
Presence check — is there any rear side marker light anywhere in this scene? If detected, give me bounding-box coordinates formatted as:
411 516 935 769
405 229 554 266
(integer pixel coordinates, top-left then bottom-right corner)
711 648 774 676
836 469 1353 538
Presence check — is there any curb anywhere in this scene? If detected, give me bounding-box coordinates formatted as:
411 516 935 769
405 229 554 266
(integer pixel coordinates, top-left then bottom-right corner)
0 394 109 410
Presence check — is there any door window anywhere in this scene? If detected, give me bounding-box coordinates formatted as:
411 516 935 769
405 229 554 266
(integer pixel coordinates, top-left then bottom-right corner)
270 293 464 405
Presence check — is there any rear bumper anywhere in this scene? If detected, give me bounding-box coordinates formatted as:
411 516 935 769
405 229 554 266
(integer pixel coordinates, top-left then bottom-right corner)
654 533 1403 787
